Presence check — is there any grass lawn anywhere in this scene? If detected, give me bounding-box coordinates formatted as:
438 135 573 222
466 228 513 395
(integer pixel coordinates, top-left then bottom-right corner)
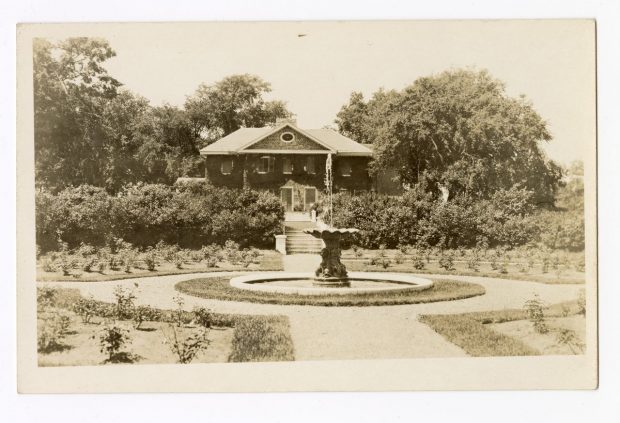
342 257 585 285
419 300 586 356
36 250 284 282
175 277 485 307
37 288 294 365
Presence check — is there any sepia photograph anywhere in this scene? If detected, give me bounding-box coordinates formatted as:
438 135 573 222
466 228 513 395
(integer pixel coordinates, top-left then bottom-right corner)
16 19 597 393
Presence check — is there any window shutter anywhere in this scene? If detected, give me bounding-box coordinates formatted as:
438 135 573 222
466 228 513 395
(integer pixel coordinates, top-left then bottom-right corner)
268 156 275 173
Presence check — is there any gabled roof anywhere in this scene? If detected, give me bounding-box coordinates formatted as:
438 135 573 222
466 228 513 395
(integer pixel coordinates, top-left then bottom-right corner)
200 123 373 157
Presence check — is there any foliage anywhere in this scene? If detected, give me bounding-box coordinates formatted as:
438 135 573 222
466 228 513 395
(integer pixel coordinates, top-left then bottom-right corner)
523 295 548 334
556 329 585 354
113 285 136 320
132 305 162 330
72 296 100 323
185 74 293 145
99 325 134 363
37 310 72 353
438 251 456 271
193 307 213 329
336 69 562 204
328 184 579 250
161 325 211 364
36 184 284 251
228 316 295 362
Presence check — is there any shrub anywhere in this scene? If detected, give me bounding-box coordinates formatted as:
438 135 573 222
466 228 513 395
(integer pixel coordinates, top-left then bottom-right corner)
37 311 72 353
394 251 405 264
142 248 158 271
228 317 294 362
523 295 548 334
112 285 136 320
438 252 455 271
467 250 480 272
412 253 426 270
37 286 58 311
36 184 284 252
172 294 189 327
99 325 133 363
577 290 586 316
72 296 100 323
193 307 213 328
132 305 162 330
161 325 210 364
556 329 585 354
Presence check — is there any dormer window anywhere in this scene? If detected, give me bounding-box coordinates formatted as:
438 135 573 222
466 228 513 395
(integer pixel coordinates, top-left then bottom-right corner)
280 132 295 143
220 157 233 175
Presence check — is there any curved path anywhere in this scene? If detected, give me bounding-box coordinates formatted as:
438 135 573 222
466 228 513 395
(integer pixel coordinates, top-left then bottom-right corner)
40 269 583 361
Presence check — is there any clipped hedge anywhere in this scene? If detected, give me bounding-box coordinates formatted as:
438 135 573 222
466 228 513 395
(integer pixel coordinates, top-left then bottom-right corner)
36 182 284 251
328 186 582 250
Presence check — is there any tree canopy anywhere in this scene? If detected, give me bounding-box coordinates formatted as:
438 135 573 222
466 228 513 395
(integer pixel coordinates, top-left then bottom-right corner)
336 69 563 204
184 74 293 145
34 38 294 192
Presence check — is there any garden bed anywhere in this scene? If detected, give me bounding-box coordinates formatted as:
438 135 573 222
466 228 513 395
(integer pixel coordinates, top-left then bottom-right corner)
419 300 586 356
37 249 283 282
175 277 485 307
341 253 585 285
37 287 294 366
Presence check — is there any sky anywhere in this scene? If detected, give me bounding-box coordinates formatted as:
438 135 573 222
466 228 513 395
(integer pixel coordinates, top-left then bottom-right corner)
82 20 595 166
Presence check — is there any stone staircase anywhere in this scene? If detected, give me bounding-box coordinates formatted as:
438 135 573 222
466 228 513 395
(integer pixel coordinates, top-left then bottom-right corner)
284 221 324 254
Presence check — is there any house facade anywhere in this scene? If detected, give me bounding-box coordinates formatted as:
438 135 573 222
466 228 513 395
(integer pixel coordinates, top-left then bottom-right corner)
200 119 394 212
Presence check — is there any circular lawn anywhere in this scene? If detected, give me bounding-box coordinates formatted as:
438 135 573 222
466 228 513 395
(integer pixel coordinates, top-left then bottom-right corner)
175 276 485 307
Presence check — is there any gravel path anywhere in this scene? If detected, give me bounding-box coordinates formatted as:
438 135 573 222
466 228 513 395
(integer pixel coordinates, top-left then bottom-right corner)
40 271 583 361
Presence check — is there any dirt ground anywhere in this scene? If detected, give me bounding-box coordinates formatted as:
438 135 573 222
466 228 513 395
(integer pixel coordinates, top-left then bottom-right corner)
38 317 234 367
489 315 586 355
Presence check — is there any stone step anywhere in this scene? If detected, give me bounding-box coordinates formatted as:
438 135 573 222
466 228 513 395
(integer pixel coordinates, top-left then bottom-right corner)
287 249 322 254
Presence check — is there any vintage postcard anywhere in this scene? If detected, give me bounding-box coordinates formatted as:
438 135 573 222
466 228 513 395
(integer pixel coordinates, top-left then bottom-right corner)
16 20 597 393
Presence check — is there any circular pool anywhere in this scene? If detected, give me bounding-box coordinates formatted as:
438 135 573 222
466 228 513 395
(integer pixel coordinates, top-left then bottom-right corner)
229 272 434 296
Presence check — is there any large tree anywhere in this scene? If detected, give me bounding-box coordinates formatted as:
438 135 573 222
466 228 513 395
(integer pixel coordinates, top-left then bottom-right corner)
34 37 122 190
185 74 293 145
336 70 562 204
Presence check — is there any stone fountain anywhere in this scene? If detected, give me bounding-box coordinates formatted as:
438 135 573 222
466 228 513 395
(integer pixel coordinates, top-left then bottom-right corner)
304 227 359 287
227 152 433 295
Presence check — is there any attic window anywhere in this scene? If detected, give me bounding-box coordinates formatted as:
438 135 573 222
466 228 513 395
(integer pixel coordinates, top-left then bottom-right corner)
280 132 295 143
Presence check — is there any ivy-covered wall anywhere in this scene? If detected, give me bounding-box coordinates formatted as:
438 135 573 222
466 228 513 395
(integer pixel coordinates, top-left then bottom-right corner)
204 154 373 195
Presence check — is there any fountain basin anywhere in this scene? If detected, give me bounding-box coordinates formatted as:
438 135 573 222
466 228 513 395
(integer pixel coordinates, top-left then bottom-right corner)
230 272 433 296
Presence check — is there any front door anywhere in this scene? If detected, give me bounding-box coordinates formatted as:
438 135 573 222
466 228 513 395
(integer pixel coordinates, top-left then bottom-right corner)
280 187 293 212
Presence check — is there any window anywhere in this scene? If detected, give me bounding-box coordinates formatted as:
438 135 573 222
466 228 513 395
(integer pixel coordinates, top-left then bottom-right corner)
340 160 352 177
283 157 293 174
280 132 295 143
306 156 315 174
220 157 233 175
257 156 275 174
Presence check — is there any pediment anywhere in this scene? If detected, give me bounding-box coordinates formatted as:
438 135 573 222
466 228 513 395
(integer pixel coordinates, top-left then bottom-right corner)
244 125 330 151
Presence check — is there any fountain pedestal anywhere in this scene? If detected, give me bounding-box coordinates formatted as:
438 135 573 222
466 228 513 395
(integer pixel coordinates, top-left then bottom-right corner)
304 228 359 288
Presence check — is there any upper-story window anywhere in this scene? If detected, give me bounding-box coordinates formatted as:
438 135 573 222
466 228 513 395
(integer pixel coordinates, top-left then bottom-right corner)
280 132 295 143
339 159 352 177
220 157 233 175
282 157 293 174
257 156 275 174
306 156 316 174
